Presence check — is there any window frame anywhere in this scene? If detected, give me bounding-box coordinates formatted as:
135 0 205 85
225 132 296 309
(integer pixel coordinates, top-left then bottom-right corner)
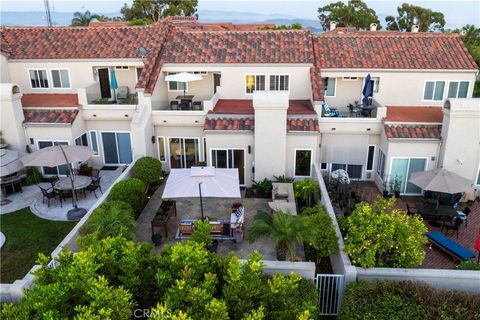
293 148 313 178
167 72 188 92
115 66 130 71
366 145 376 172
28 68 50 89
50 68 71 89
36 139 70 176
166 137 201 169
324 77 336 97
331 163 363 180
447 80 470 99
388 157 428 195
135 67 144 83
475 165 480 186
269 74 290 91
423 80 446 101
74 132 89 147
245 74 267 95
376 148 386 179
89 130 99 156
99 131 133 166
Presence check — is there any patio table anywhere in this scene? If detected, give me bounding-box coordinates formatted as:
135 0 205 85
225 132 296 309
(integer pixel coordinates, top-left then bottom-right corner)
419 203 459 227
175 95 194 100
54 176 91 191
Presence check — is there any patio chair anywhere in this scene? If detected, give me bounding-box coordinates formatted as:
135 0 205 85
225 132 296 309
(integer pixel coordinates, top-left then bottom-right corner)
170 101 179 110
192 101 202 111
117 86 129 100
441 216 463 239
58 189 73 208
322 103 339 117
456 206 471 228
38 185 58 207
406 203 419 216
85 178 101 198
48 176 59 189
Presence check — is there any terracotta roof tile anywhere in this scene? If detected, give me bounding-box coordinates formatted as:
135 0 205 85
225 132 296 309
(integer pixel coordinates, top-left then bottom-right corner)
23 109 78 124
287 117 319 132
384 124 441 139
386 106 443 123
209 99 317 115
204 116 255 131
21 94 79 108
310 67 324 101
313 31 478 70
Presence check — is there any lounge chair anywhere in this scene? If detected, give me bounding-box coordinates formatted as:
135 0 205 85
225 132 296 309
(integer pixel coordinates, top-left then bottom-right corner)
117 86 129 100
322 103 339 117
426 231 475 262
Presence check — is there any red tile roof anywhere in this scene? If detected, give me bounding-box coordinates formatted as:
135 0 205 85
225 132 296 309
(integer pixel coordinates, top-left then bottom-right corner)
88 21 129 28
287 117 320 132
21 94 79 108
204 116 255 131
313 31 478 70
209 99 317 115
386 106 443 123
310 67 324 101
384 124 441 139
23 109 79 124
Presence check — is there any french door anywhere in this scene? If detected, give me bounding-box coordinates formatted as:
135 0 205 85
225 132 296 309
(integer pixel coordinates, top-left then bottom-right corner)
168 138 200 169
211 149 245 185
390 158 427 194
101 132 132 165
37 141 69 175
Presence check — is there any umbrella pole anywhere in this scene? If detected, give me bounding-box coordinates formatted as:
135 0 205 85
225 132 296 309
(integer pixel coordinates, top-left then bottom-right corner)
199 182 204 221
58 145 78 209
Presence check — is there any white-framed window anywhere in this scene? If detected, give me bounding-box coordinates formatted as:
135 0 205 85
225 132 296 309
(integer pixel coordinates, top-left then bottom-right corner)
50 69 71 89
294 149 313 177
167 73 187 92
29 69 49 88
366 145 376 171
89 130 99 155
37 140 70 175
210 148 246 185
158 136 166 162
342 77 358 81
475 166 480 186
245 74 266 94
74 132 88 147
324 77 336 97
372 77 380 93
320 162 328 170
193 71 208 75
423 81 446 101
135 67 143 83
115 66 130 70
168 137 200 169
376 148 386 179
447 81 469 98
269 75 289 91
331 163 363 180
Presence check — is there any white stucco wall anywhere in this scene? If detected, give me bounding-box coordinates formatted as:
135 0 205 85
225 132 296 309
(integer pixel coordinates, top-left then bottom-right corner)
322 70 477 107
0 84 26 153
0 54 11 82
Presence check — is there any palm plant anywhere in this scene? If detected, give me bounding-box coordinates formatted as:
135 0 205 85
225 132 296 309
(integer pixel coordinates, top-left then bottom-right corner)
247 210 312 261
71 10 101 26
293 178 320 207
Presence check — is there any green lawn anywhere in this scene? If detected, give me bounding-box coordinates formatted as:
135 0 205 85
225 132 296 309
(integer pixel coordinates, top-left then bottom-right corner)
0 208 77 283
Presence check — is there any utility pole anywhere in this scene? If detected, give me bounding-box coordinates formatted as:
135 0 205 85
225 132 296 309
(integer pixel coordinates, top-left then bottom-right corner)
44 0 53 26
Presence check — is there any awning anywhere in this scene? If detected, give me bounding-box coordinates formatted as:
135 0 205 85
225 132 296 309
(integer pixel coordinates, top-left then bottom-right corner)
320 134 369 166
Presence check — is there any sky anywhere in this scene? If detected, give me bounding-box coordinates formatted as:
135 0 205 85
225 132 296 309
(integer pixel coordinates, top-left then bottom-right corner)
1 0 479 27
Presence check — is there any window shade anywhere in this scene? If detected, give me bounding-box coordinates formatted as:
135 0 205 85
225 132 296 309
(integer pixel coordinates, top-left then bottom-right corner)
321 134 369 166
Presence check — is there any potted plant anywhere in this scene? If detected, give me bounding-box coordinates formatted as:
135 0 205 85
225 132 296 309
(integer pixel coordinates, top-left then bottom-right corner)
151 233 162 246
77 163 92 176
382 177 390 198
390 175 402 198
293 178 320 208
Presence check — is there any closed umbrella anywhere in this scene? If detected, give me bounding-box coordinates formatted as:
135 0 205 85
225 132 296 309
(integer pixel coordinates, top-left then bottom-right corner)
164 72 202 98
21 144 95 220
362 74 373 107
475 228 480 263
109 67 118 101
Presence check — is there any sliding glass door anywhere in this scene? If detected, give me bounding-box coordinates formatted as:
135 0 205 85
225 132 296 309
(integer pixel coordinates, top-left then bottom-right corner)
101 132 132 165
169 138 200 169
211 149 245 185
390 158 427 194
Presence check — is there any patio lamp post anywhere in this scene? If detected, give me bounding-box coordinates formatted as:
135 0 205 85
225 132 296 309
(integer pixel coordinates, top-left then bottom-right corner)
198 182 204 221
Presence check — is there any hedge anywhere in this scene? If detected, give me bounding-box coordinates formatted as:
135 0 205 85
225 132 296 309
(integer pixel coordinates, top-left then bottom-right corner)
109 178 146 215
133 156 163 186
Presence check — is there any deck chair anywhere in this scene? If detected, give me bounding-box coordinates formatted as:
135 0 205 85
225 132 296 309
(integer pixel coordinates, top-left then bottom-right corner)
322 103 339 117
116 86 129 100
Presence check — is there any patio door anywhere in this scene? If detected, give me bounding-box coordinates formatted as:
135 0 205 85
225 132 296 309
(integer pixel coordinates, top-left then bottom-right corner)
211 149 245 185
101 132 132 165
168 138 200 169
37 141 69 175
98 68 111 98
390 158 427 194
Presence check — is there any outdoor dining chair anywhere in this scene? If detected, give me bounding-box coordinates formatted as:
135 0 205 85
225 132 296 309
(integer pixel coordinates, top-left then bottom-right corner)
441 217 463 239
170 101 179 110
38 185 59 207
85 177 102 198
457 206 471 228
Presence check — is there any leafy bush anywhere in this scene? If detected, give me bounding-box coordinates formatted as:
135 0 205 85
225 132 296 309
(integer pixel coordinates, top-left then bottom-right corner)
23 166 41 185
191 218 213 246
79 201 135 240
133 156 163 186
294 178 320 206
109 178 146 214
343 196 427 268
339 280 480 320
251 178 273 198
273 175 295 183
301 205 339 260
456 259 480 270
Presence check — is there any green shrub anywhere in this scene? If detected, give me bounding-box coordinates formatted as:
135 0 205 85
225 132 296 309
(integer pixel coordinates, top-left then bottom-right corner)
191 219 213 246
109 178 146 214
294 178 320 206
273 175 294 183
251 178 273 198
301 205 339 260
339 280 480 320
456 259 480 270
133 156 163 186
23 166 41 185
343 196 427 268
79 201 135 240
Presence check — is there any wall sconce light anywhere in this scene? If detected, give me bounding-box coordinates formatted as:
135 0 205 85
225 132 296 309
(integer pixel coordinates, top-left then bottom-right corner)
124 114 128 118
366 128 371 131
151 136 155 143
163 120 167 123
93 114 97 117
331 128 336 131
195 120 199 123
248 145 251 154
431 156 436 161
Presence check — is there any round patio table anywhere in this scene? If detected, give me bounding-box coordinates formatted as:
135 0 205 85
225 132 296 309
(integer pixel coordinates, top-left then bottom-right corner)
54 176 91 191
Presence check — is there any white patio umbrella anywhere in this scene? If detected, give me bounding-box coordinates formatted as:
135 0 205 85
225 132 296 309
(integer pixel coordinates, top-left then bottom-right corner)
164 72 202 98
0 149 24 178
162 166 241 220
21 144 95 219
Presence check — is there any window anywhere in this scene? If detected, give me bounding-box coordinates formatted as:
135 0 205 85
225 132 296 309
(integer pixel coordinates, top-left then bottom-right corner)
193 71 208 75
89 131 99 155
203 137 207 162
168 138 200 168
476 167 480 185
50 69 71 88
423 81 445 101
366 145 375 171
324 78 336 97
101 132 133 165
269 75 289 91
331 163 362 179
373 77 380 93
376 149 386 179
29 69 49 88
294 149 312 177
342 77 358 81
245 75 266 94
211 149 245 185
158 136 166 161
390 158 426 194
135 67 143 82
115 66 129 70
75 133 88 147
167 73 187 91
37 141 69 175
447 81 469 98
320 162 328 170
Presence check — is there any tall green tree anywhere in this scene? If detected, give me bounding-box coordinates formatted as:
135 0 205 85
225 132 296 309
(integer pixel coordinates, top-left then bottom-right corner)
121 0 198 23
318 0 381 31
71 10 101 26
385 3 445 32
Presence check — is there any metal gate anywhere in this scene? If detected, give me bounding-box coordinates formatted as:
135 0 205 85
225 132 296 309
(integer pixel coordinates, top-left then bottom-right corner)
315 274 345 316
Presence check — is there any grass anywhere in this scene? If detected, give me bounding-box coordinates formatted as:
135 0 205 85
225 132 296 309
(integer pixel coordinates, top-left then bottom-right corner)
0 208 77 283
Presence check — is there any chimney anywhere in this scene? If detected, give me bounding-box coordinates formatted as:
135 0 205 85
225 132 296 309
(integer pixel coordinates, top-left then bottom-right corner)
370 23 377 31
330 21 337 31
412 25 419 33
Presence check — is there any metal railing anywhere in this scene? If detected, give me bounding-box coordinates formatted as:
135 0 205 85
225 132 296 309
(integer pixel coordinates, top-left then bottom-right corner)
315 273 345 316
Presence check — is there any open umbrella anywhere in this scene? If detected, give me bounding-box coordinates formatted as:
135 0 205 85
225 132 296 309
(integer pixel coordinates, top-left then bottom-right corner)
164 72 202 98
362 74 373 107
0 149 24 178
109 67 118 101
21 144 94 219
162 166 241 220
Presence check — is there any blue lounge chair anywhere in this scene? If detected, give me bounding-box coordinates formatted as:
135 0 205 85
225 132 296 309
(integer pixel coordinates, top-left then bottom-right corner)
322 103 339 117
426 231 475 261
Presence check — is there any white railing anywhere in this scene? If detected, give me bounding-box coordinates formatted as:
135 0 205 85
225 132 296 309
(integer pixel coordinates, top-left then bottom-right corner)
316 274 345 316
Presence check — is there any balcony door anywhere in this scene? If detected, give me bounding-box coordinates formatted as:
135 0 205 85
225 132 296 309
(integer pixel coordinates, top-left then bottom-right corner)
211 149 245 185
98 68 111 98
101 132 132 165
168 138 200 169
390 158 427 195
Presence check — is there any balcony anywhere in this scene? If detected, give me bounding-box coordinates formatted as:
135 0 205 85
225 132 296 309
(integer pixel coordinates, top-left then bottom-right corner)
319 98 384 119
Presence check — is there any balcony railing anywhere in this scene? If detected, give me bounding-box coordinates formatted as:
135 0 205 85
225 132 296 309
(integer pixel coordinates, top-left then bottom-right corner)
78 83 138 107
319 98 386 120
